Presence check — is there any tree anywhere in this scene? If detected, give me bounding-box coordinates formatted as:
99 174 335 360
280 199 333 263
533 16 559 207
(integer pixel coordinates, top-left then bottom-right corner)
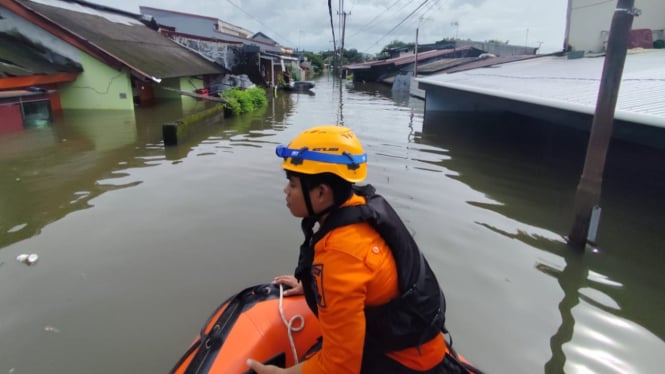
304 52 324 72
382 40 413 51
343 48 365 63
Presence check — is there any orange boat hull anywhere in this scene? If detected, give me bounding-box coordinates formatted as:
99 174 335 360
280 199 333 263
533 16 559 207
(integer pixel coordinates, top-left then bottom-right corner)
170 284 479 374
171 284 321 374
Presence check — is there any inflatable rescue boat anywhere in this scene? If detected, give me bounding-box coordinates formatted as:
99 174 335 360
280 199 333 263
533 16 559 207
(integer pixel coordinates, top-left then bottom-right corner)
170 283 321 374
170 283 480 374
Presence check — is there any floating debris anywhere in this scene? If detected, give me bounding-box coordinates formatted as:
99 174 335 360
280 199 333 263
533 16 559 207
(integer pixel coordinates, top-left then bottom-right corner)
8 223 28 233
44 326 61 333
16 253 39 266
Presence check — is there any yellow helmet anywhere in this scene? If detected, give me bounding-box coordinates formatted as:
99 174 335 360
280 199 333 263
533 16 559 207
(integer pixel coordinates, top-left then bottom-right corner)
275 125 367 183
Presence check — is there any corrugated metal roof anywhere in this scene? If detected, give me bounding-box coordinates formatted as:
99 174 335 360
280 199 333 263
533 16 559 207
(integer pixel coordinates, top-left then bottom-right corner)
415 55 539 75
346 46 478 70
20 0 223 80
138 6 285 55
0 32 82 76
417 49 665 128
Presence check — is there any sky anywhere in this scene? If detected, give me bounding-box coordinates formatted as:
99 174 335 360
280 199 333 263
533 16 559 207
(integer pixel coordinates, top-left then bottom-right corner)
86 0 569 55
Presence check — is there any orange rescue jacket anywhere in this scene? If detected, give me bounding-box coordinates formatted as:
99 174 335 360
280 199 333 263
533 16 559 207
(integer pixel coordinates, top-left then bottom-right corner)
300 193 447 374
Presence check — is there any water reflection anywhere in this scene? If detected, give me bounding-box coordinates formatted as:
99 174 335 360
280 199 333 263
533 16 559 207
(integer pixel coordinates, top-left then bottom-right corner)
2 74 663 373
0 92 296 250
421 111 665 372
1 110 138 248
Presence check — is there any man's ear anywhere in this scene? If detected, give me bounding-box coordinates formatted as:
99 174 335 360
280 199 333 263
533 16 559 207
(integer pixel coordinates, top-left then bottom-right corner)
318 184 332 199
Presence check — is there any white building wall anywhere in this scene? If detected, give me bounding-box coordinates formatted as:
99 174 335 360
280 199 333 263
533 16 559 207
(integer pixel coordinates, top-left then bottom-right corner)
170 34 237 70
569 0 665 52
216 20 252 38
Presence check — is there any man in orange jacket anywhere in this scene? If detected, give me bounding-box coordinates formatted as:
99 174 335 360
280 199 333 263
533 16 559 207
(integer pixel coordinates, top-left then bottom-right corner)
247 126 473 374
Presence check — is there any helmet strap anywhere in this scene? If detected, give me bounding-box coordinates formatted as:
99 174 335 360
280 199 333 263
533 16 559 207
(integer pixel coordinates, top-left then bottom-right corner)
299 177 317 218
300 176 336 220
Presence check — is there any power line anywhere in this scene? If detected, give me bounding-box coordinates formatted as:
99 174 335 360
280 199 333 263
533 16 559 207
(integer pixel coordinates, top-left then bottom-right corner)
224 0 297 46
402 0 438 31
363 0 430 51
572 0 614 11
347 0 405 39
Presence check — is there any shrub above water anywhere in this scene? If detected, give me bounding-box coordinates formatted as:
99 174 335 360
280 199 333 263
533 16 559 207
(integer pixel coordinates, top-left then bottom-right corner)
221 87 267 116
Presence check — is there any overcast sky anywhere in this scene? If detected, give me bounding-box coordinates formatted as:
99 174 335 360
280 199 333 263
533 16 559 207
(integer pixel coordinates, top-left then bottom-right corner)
89 0 569 55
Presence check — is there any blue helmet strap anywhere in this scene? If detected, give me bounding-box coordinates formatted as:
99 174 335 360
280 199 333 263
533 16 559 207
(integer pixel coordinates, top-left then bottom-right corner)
276 145 367 170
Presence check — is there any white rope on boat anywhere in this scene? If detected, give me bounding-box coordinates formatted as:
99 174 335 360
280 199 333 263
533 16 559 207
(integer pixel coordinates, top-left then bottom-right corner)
278 284 305 364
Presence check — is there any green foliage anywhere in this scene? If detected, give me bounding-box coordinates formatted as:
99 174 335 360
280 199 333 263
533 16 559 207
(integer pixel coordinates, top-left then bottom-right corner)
237 90 254 112
221 87 267 116
486 39 509 44
223 95 242 116
318 50 336 64
286 64 301 81
382 40 414 52
246 87 268 107
276 74 286 87
343 48 365 63
375 51 391 60
304 52 324 71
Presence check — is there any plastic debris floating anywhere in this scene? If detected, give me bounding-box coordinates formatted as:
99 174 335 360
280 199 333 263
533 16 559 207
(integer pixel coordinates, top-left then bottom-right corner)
44 326 61 333
16 253 39 266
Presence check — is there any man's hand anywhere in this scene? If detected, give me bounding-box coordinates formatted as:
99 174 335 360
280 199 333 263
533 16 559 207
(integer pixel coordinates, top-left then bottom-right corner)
272 275 303 297
246 359 302 373
247 359 280 373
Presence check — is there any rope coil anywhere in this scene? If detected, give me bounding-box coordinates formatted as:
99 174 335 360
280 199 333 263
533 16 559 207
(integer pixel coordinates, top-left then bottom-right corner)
278 284 305 364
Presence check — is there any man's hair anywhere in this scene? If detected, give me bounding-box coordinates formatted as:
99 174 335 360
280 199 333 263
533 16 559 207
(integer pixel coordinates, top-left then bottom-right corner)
286 171 352 206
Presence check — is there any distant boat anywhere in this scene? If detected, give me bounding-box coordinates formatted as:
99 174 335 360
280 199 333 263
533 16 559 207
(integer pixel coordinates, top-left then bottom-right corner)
282 81 315 92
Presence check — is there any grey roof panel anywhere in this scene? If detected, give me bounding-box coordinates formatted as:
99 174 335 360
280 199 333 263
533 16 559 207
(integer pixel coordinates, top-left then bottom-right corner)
418 50 665 128
21 0 223 79
0 32 82 76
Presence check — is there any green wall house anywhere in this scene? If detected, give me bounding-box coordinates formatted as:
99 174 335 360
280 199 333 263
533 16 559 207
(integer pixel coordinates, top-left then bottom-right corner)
0 0 225 113
59 52 134 110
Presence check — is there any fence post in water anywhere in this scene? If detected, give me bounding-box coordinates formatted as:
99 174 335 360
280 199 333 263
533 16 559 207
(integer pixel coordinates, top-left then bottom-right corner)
162 104 225 146
568 0 639 248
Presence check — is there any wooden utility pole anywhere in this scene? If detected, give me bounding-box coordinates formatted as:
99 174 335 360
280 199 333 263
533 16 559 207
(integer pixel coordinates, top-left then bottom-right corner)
414 24 419 75
339 10 349 79
415 16 427 75
568 0 639 248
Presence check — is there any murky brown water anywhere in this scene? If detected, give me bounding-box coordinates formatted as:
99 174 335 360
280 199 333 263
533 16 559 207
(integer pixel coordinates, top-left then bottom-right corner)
1 73 663 373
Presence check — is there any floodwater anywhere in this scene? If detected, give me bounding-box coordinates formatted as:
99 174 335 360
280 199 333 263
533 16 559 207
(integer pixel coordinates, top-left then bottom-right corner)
1 73 663 373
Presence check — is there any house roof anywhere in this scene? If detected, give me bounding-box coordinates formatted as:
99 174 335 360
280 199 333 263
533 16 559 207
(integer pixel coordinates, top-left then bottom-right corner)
0 31 82 89
12 0 224 81
251 32 276 44
417 55 540 75
137 6 287 55
417 49 665 129
0 31 82 76
346 46 481 70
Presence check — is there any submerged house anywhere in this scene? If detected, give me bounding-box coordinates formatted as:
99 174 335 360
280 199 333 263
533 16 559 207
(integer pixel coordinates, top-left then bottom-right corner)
0 0 225 130
139 6 299 89
346 39 539 84
0 31 82 133
417 0 665 147
346 46 485 83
